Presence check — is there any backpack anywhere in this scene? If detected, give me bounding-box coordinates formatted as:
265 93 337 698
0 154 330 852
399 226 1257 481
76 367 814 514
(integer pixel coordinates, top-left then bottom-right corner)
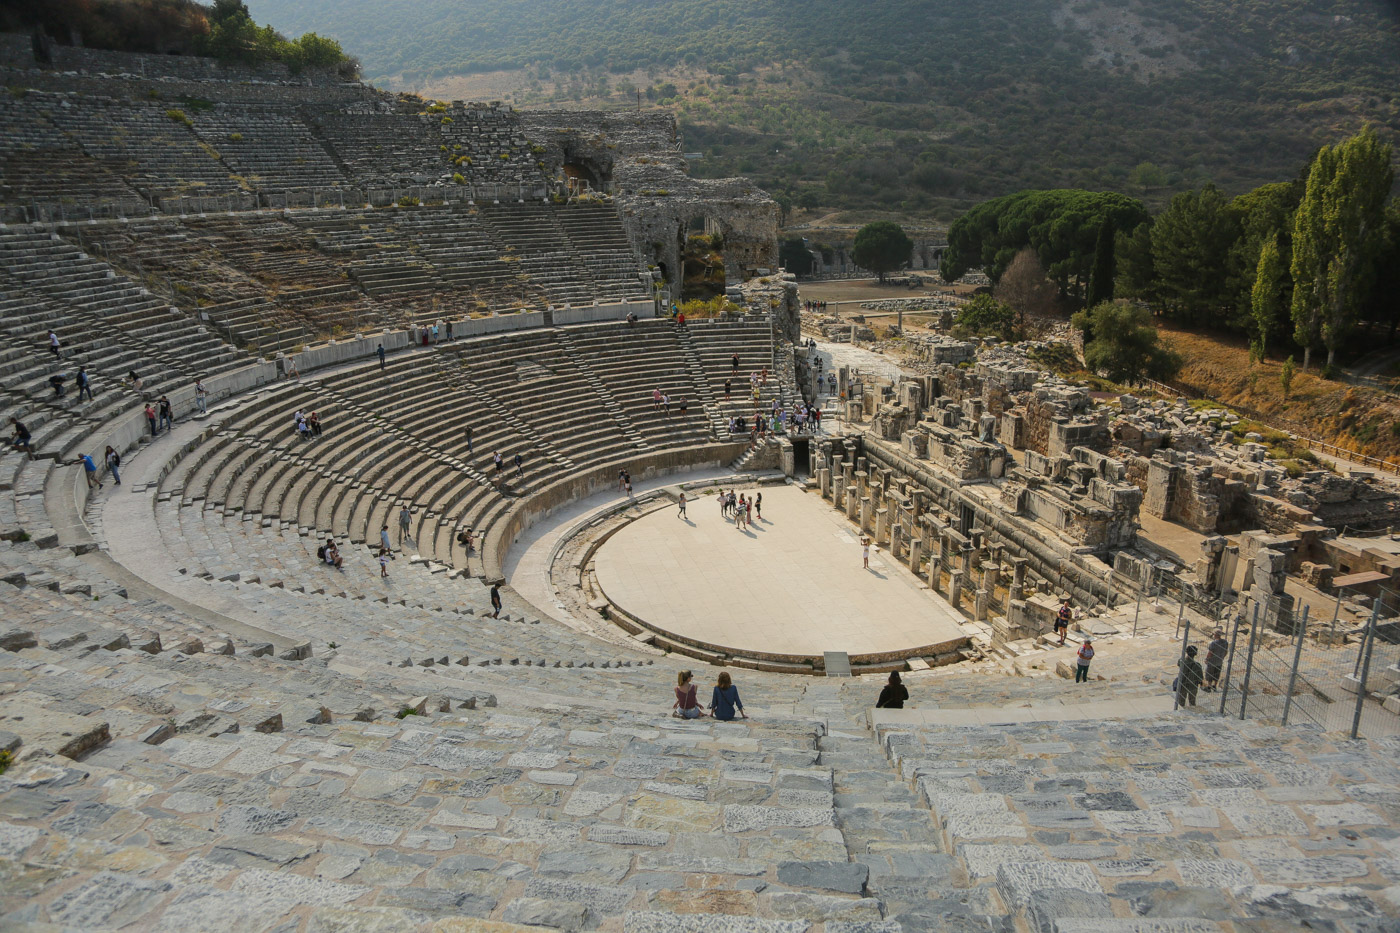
316 545 326 561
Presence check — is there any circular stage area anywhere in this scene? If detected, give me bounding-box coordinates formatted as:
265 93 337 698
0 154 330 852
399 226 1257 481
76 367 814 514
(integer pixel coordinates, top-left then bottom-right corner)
592 484 969 671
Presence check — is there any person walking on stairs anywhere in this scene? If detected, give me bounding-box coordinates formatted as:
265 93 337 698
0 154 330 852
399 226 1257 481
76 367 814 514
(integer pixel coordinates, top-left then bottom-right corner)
1075 639 1094 683
380 524 394 559
490 582 502 619
465 426 473 453
76 367 92 402
378 547 390 578
376 343 386 370
514 452 524 477
398 505 412 544
1204 630 1227 692
1176 645 1203 708
48 329 60 358
1055 599 1071 645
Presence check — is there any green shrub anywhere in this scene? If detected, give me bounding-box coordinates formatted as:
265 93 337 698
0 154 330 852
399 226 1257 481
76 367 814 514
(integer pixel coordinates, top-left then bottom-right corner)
453 172 466 184
397 196 421 207
165 109 191 126
228 132 243 142
0 749 10 776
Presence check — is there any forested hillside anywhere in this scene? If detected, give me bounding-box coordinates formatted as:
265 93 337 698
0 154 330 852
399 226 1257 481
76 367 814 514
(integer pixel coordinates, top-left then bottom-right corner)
245 0 1400 218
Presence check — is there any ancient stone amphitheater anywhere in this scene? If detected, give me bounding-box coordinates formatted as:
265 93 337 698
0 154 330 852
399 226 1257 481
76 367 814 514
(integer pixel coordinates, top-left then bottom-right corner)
2 40 1399 933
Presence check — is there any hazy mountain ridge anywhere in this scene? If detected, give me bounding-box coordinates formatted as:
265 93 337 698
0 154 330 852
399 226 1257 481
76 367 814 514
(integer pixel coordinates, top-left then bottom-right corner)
246 0 1400 218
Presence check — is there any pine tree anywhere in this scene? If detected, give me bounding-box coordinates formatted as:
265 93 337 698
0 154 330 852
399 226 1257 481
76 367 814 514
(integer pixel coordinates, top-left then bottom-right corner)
1250 234 1287 360
1086 216 1115 308
1290 126 1394 370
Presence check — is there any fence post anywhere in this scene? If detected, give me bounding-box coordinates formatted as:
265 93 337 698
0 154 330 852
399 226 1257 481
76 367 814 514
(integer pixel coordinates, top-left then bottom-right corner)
1281 604 1310 726
1350 602 1380 740
1218 610 1243 716
1174 600 1185 639
1238 604 1262 720
1173 616 1192 712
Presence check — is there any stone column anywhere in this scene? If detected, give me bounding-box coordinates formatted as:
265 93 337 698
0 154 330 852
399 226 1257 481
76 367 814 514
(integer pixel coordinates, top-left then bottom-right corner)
846 488 859 521
889 522 902 561
984 562 1000 592
949 570 965 610
875 508 889 546
908 537 922 576
854 470 868 502
974 588 989 622
833 475 846 511
819 467 831 500
1008 557 1027 603
961 545 975 575
860 496 873 534
928 549 942 593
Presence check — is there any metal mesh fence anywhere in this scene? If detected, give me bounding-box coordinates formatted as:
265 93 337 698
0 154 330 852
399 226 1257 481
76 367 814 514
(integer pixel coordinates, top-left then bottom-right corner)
1175 587 1400 739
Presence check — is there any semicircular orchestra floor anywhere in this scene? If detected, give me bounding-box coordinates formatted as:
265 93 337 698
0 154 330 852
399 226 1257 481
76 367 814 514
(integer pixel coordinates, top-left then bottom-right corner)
592 484 968 662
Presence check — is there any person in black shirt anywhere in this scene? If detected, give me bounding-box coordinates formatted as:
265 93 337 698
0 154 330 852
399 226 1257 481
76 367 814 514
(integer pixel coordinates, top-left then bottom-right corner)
876 671 909 709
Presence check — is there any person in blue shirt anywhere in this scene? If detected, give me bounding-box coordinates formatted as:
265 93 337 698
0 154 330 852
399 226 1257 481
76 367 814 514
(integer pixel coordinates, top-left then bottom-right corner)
77 453 103 490
709 671 747 721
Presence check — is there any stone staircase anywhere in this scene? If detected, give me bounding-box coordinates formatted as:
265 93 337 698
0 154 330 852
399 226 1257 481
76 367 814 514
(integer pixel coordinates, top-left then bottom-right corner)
553 326 649 451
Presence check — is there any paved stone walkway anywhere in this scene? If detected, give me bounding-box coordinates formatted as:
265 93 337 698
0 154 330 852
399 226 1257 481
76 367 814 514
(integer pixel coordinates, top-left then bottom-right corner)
594 485 966 659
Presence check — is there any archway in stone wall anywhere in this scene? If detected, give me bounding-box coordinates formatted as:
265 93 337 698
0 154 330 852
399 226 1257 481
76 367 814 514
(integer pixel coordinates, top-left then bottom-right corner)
562 161 603 193
681 215 729 302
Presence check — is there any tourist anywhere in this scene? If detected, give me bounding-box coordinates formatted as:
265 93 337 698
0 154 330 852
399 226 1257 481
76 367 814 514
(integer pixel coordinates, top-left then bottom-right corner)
490 582 502 618
662 393 671 416
619 468 628 492
378 547 390 578
157 395 174 433
195 379 208 414
677 398 688 416
514 452 525 477
285 356 300 380
678 492 687 519
48 329 60 358
77 452 102 490
1204 630 1228 692
376 343 386 370
129 369 143 394
9 418 32 454
320 539 343 571
754 491 762 521
624 475 633 497
76 366 92 402
1176 645 1203 708
735 495 745 529
398 505 412 543
724 379 731 399
1055 599 1071 645
709 671 746 721
48 371 65 398
493 451 503 474
145 402 158 437
672 670 705 719
676 311 685 327
653 387 662 410
1075 638 1094 683
813 408 822 432
104 445 121 486
731 353 739 373
458 527 476 553
296 412 312 442
862 535 871 569
718 489 728 518
465 426 473 452
309 411 323 437
876 671 908 709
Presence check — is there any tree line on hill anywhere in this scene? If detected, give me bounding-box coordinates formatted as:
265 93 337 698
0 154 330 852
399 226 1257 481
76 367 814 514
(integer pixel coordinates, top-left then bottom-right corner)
933 127 1398 380
5 0 357 76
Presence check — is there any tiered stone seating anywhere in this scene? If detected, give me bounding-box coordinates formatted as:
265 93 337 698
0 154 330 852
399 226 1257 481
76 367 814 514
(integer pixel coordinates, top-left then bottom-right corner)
480 202 598 308
436 102 545 190
0 93 146 212
0 229 251 386
46 97 241 197
558 320 713 449
191 108 347 190
309 111 446 185
393 204 533 311
557 201 650 301
685 317 785 430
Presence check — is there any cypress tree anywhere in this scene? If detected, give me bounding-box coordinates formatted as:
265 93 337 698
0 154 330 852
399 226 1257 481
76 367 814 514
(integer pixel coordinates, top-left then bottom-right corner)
1086 216 1115 308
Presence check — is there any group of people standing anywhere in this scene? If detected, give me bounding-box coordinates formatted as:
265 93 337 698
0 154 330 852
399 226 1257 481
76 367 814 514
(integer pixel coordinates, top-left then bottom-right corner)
718 489 761 529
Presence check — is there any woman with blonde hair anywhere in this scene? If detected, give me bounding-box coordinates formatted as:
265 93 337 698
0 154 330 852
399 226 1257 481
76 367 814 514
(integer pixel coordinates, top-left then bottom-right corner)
672 670 705 719
709 671 747 721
